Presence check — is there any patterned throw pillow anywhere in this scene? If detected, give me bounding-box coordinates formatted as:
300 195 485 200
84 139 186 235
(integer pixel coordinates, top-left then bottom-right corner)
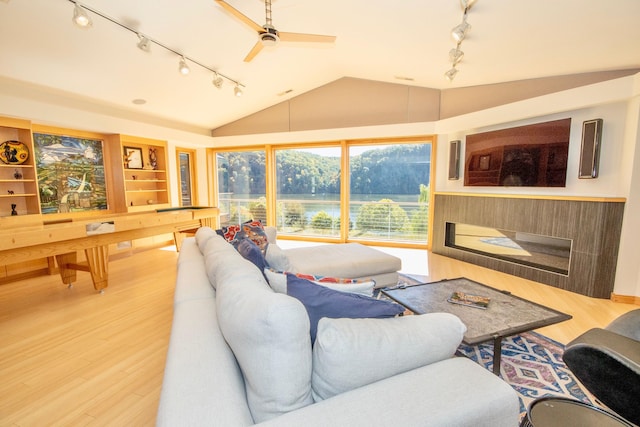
216 219 269 254
216 224 242 243
264 267 375 296
241 220 268 254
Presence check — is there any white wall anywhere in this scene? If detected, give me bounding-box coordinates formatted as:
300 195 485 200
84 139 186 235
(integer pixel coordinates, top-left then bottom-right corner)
436 102 631 197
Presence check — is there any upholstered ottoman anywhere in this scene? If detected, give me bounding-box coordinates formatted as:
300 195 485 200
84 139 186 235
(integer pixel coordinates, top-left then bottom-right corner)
284 243 401 287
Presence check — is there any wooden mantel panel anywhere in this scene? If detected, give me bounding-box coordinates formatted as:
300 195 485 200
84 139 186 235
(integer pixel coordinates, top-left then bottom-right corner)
431 194 625 298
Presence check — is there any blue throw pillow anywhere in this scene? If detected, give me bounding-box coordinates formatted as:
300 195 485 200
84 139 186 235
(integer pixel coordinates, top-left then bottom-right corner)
286 274 405 342
234 236 268 271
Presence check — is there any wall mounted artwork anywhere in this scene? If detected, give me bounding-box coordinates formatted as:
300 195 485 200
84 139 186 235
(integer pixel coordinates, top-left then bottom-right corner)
33 133 108 214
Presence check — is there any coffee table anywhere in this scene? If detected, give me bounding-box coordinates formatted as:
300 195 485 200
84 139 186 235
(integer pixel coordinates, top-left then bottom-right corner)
382 277 572 375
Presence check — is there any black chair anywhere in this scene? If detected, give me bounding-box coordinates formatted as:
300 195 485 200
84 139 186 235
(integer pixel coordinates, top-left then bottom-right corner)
561 309 640 426
521 309 640 427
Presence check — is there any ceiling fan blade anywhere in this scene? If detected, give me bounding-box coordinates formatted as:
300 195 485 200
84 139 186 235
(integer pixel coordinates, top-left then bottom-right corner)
244 41 264 62
215 0 264 33
278 32 336 43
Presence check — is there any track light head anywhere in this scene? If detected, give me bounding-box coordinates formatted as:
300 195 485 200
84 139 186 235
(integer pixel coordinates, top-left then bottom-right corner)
212 73 224 89
234 85 243 97
449 47 464 65
444 67 458 82
137 34 151 52
178 57 190 75
72 3 92 29
451 21 471 43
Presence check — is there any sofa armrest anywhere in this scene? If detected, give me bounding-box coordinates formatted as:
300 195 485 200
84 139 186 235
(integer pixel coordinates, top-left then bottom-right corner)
256 357 519 427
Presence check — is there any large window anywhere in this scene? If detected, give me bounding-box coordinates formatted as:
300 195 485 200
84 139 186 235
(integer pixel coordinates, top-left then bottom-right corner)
349 143 431 243
210 137 433 246
215 149 267 226
275 147 341 238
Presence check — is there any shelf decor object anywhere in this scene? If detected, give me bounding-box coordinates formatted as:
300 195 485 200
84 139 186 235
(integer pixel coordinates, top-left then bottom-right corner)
0 140 30 165
124 146 143 169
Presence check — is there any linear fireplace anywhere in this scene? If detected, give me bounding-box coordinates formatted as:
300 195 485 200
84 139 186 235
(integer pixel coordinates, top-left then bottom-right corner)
431 194 625 298
445 222 572 275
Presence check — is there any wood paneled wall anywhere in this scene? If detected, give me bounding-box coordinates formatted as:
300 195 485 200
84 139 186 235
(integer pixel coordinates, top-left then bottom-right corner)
431 194 625 298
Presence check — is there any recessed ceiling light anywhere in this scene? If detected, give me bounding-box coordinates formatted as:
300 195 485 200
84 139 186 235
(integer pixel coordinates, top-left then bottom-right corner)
277 89 294 96
394 76 415 82
132 99 147 105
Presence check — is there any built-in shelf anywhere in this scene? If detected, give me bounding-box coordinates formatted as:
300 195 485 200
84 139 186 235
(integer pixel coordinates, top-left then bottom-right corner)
106 135 170 212
0 117 41 217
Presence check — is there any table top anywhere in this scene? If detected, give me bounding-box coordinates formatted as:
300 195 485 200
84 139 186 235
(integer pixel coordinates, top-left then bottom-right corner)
382 277 571 345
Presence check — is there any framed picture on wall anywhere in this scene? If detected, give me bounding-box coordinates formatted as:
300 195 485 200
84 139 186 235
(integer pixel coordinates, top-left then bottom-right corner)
124 146 143 169
33 132 108 214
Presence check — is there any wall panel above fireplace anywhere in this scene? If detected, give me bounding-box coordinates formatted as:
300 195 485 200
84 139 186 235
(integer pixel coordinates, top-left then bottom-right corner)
432 193 625 298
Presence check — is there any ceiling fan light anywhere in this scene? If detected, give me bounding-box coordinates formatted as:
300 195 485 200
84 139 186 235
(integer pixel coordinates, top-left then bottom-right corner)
178 57 190 75
449 47 464 65
72 3 92 29
444 67 459 81
137 34 151 52
260 28 279 47
234 85 243 97
212 73 224 89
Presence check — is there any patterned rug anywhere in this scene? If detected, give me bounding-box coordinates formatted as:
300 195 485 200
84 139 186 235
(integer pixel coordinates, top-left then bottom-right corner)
394 274 594 420
457 329 594 419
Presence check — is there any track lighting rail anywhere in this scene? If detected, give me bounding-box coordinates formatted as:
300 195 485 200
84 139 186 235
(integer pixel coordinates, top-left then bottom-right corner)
68 0 245 91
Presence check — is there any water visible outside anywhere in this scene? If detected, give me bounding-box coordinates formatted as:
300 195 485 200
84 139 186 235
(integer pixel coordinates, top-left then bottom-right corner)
215 142 431 245
219 193 428 243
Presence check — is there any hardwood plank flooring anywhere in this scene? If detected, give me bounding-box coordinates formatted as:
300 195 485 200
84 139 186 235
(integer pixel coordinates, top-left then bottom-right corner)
0 247 177 426
0 245 637 426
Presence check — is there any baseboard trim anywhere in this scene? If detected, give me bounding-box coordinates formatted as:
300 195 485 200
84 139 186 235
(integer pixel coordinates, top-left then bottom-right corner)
611 293 640 305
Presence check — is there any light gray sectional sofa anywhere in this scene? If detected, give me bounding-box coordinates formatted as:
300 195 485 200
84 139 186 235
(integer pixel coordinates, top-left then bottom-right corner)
156 227 520 426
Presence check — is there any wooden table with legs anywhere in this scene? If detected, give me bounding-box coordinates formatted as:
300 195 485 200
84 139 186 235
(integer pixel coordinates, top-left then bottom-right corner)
0 207 218 292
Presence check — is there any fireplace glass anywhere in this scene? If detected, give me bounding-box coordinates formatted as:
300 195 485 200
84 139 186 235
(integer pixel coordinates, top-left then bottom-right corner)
445 222 571 275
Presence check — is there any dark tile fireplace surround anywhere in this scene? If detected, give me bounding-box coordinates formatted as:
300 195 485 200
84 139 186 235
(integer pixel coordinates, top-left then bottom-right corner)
432 194 625 298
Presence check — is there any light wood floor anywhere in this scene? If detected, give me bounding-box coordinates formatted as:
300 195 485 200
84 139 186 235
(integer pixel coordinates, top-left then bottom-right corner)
0 245 637 426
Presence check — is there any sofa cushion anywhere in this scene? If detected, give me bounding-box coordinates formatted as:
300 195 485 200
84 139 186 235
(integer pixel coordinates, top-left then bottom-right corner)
311 313 467 401
264 243 291 271
157 297 254 426
195 226 217 254
286 275 404 342
215 251 314 423
286 242 401 278
264 225 277 244
203 234 241 290
264 268 375 296
173 238 216 303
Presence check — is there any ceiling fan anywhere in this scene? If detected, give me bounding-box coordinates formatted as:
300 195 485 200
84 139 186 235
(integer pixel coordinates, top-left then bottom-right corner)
214 0 336 62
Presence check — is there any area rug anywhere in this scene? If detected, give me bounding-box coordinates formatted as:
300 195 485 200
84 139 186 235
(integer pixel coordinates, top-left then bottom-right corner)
456 331 594 419
394 274 594 420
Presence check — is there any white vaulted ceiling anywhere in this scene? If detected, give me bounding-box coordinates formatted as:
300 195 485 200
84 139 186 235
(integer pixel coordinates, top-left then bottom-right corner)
0 0 639 132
